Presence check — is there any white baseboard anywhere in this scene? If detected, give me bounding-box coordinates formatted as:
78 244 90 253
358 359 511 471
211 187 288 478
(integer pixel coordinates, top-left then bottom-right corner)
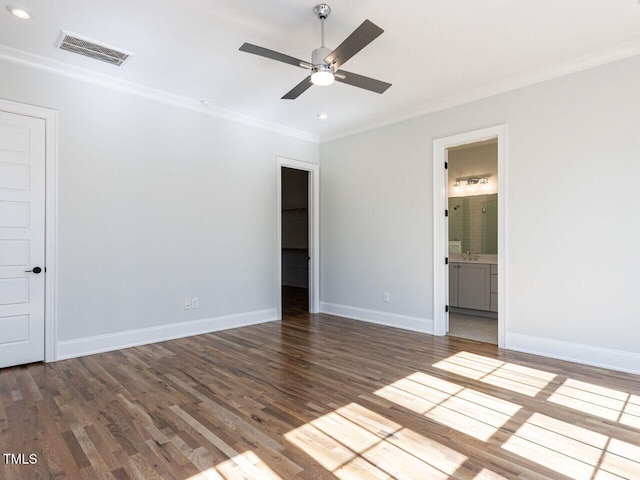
507 333 640 376
320 302 433 334
56 309 277 361
55 308 638 376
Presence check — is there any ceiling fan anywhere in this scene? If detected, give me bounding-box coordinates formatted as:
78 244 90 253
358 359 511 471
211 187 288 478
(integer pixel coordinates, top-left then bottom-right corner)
239 3 391 99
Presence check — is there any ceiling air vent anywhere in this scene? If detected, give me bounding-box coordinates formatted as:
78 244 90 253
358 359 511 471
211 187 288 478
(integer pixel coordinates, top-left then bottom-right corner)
55 30 134 66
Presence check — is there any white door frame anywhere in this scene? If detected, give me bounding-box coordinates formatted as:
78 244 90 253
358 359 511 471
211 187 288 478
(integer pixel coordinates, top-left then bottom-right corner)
0 98 58 362
276 157 319 318
433 125 507 348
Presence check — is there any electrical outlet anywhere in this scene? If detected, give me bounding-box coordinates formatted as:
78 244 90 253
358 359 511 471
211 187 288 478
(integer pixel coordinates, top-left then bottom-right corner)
383 292 390 303
191 298 199 309
184 298 191 309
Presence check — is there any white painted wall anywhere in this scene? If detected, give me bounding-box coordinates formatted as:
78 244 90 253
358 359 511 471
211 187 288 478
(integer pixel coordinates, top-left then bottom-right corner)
319 120 435 332
0 59 318 353
320 54 640 372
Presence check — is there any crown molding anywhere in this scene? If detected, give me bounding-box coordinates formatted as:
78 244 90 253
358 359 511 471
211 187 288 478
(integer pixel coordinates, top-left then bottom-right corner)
320 40 640 143
0 44 319 144
3 38 640 146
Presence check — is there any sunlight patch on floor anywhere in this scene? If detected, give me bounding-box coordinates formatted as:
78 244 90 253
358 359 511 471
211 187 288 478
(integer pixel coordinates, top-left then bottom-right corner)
473 469 509 480
620 394 640 429
375 372 521 441
548 378 640 427
215 451 283 480
187 467 224 479
601 438 640 479
502 412 640 479
284 402 468 479
187 451 284 480
432 351 555 397
373 373 464 415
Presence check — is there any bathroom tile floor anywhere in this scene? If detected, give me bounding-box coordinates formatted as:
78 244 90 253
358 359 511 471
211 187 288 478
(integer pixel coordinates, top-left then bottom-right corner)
448 312 498 344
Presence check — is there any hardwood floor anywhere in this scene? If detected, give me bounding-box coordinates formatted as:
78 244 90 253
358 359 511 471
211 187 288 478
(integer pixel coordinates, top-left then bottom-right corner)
282 286 309 315
1 312 639 479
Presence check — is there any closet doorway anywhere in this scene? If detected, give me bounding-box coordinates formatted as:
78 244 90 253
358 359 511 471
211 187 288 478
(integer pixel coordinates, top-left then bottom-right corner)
276 157 319 319
281 167 309 314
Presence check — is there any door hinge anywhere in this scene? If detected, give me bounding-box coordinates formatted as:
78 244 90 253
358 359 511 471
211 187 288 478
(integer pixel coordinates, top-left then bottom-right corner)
445 257 449 265
444 161 448 169
445 209 448 217
445 305 449 313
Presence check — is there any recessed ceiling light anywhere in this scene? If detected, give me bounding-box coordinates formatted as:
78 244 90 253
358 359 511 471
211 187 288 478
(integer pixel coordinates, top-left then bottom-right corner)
317 113 328 120
7 5 30 19
200 99 211 106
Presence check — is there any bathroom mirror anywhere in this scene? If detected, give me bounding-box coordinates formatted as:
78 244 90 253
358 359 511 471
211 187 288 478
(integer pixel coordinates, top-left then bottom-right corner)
449 194 497 254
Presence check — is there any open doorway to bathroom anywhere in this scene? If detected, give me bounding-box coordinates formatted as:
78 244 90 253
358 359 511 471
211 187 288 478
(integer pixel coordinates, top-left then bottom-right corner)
447 139 498 344
433 125 505 346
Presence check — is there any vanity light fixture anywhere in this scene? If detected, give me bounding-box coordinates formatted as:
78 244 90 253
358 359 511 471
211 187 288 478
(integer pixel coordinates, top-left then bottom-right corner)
7 5 30 19
453 174 492 192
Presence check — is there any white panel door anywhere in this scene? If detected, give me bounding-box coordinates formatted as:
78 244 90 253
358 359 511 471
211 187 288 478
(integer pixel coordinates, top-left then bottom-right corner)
0 110 45 368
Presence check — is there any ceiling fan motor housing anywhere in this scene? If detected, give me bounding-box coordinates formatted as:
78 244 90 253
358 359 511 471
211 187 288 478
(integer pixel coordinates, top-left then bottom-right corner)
312 46 333 67
311 47 334 85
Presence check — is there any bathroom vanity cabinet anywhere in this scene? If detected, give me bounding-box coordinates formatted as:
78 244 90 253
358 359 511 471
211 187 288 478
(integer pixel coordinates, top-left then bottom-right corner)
449 262 495 312
490 264 498 312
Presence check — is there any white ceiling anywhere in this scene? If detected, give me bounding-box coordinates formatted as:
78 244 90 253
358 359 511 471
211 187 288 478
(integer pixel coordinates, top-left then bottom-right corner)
2 0 640 141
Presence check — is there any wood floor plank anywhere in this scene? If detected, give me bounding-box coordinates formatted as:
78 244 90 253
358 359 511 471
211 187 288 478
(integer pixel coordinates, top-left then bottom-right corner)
0 310 639 479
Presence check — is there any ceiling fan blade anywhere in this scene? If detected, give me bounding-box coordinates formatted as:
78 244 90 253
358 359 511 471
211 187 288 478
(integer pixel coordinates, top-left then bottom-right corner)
282 76 313 100
239 43 313 69
323 20 384 71
335 70 391 94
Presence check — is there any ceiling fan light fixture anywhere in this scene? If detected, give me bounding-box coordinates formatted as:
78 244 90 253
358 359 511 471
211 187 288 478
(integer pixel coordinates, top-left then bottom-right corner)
311 70 334 86
311 64 335 86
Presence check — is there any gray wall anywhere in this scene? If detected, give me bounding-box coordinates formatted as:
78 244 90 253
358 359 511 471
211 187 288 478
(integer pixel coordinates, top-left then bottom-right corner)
0 59 318 342
320 54 640 362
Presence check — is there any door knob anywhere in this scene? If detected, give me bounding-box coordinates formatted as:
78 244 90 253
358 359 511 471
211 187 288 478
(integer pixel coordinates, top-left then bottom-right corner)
25 266 42 274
